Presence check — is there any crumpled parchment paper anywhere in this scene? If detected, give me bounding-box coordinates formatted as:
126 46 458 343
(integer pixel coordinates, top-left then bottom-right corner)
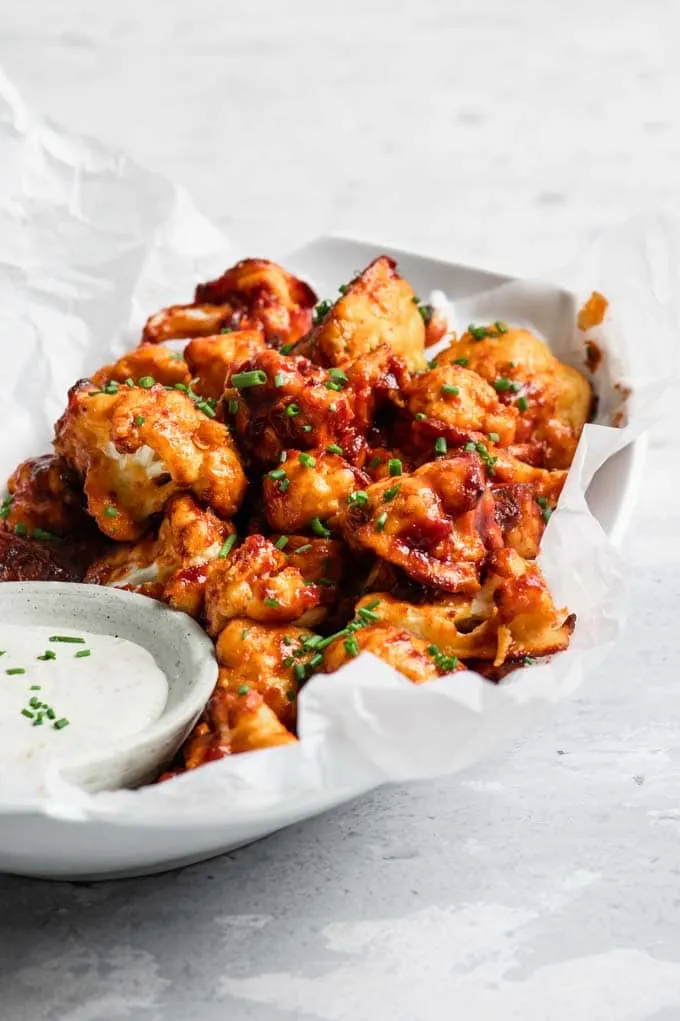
0 67 676 825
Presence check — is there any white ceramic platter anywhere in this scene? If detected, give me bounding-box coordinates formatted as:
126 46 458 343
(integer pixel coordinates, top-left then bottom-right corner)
0 237 645 880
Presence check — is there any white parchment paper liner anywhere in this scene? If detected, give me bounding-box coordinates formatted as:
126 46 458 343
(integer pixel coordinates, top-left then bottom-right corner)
0 69 676 824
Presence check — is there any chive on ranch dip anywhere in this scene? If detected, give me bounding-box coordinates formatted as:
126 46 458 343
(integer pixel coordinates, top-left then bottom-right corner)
0 625 168 784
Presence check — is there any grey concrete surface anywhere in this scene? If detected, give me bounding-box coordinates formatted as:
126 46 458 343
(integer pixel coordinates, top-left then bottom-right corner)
0 2 678 1018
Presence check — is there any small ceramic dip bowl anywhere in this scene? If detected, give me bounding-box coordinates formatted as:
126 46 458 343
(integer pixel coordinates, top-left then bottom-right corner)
0 582 217 796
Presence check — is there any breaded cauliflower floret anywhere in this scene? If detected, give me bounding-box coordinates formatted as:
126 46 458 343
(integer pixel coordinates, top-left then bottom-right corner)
262 449 369 534
176 687 297 771
185 330 267 400
54 380 247 540
224 349 365 467
216 619 316 729
85 493 235 617
323 623 462 683
492 483 546 560
1 454 87 538
438 325 592 469
356 547 574 667
405 363 518 448
90 344 191 389
297 257 427 371
142 258 316 346
338 453 502 594
204 534 329 636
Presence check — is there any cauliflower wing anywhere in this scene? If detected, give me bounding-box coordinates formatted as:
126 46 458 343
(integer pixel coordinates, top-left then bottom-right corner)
142 258 316 346
338 453 502 594
323 623 460 683
296 257 427 371
263 449 369 534
85 493 235 617
90 344 191 389
216 619 317 729
1 454 87 538
204 534 330 635
357 547 574 668
438 325 592 469
184 330 267 400
405 363 518 448
54 380 247 540
492 483 546 559
224 349 365 467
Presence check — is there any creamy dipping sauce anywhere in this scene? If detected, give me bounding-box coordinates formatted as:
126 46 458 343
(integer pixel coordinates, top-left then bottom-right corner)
0 625 168 776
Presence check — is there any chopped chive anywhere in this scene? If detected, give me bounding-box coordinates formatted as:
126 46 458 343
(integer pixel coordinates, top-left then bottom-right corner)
33 716 44 727
227 399 239 414
241 629 250 640
329 402 337 412
495 320 509 333
32 528 59 541
14 523 27 536
358 607 379 623
326 444 344 456
415 412 427 421
369 456 382 469
493 377 512 391
364 598 381 610
317 577 334 587
541 506 553 524
274 373 285 388
134 415 145 426
283 656 295 667
325 380 343 392
220 326 233 334
293 662 307 682
21 709 34 719
294 543 313 554
388 458 403 476
53 718 70 730
282 636 293 646
231 370 268 388
29 684 41 690
279 451 288 463
441 384 460 396
280 342 295 354
263 597 280 608
218 534 237 558
347 490 369 507
309 653 324 669
301 424 313 433
299 452 316 468
75 649 91 658
237 684 250 696
268 467 287 481
510 382 522 394
285 403 300 417
49 636 85 643
434 437 447 456
29 696 40 708
468 324 489 340
453 357 469 366
329 368 348 384
383 484 400 502
275 536 289 550
488 432 500 443
171 351 185 361
286 689 297 701
104 506 118 519
344 636 360 657
313 299 333 325
137 375 156 388
522 656 536 666
37 650 56 661
464 441 476 452
310 517 331 538
517 396 529 412
536 496 549 509
278 477 291 492
375 511 388 532
6 668 25 675
46 708 55 720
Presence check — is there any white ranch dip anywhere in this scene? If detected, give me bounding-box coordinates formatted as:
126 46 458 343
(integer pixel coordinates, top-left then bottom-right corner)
0 624 168 774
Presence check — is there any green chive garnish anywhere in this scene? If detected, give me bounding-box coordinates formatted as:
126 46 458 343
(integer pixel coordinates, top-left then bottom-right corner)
218 534 237 558
347 491 368 507
104 506 118 518
299 453 316 468
228 399 239 414
53 718 70 730
268 467 287 481
495 321 509 333
327 444 344 456
75 649 91 658
369 456 382 469
517 396 529 412
6 668 25 675
32 528 59 541
21 709 34 719
375 511 388 531
237 684 250 696
264 597 280 608
134 415 145 426
49 635 85 643
344 636 359 657
294 543 313 554
383 485 400 502
14 523 27 536
310 517 330 538
453 357 468 366
441 384 460 396
275 536 289 550
415 412 427 421
232 370 267 388
434 437 447 455
388 459 402 476
285 403 300 417
493 378 512 392
488 432 500 443
37 651 56 661
137 375 156 388
274 373 285 388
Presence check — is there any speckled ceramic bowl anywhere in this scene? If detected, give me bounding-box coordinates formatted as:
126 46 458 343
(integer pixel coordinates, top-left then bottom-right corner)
0 583 218 793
